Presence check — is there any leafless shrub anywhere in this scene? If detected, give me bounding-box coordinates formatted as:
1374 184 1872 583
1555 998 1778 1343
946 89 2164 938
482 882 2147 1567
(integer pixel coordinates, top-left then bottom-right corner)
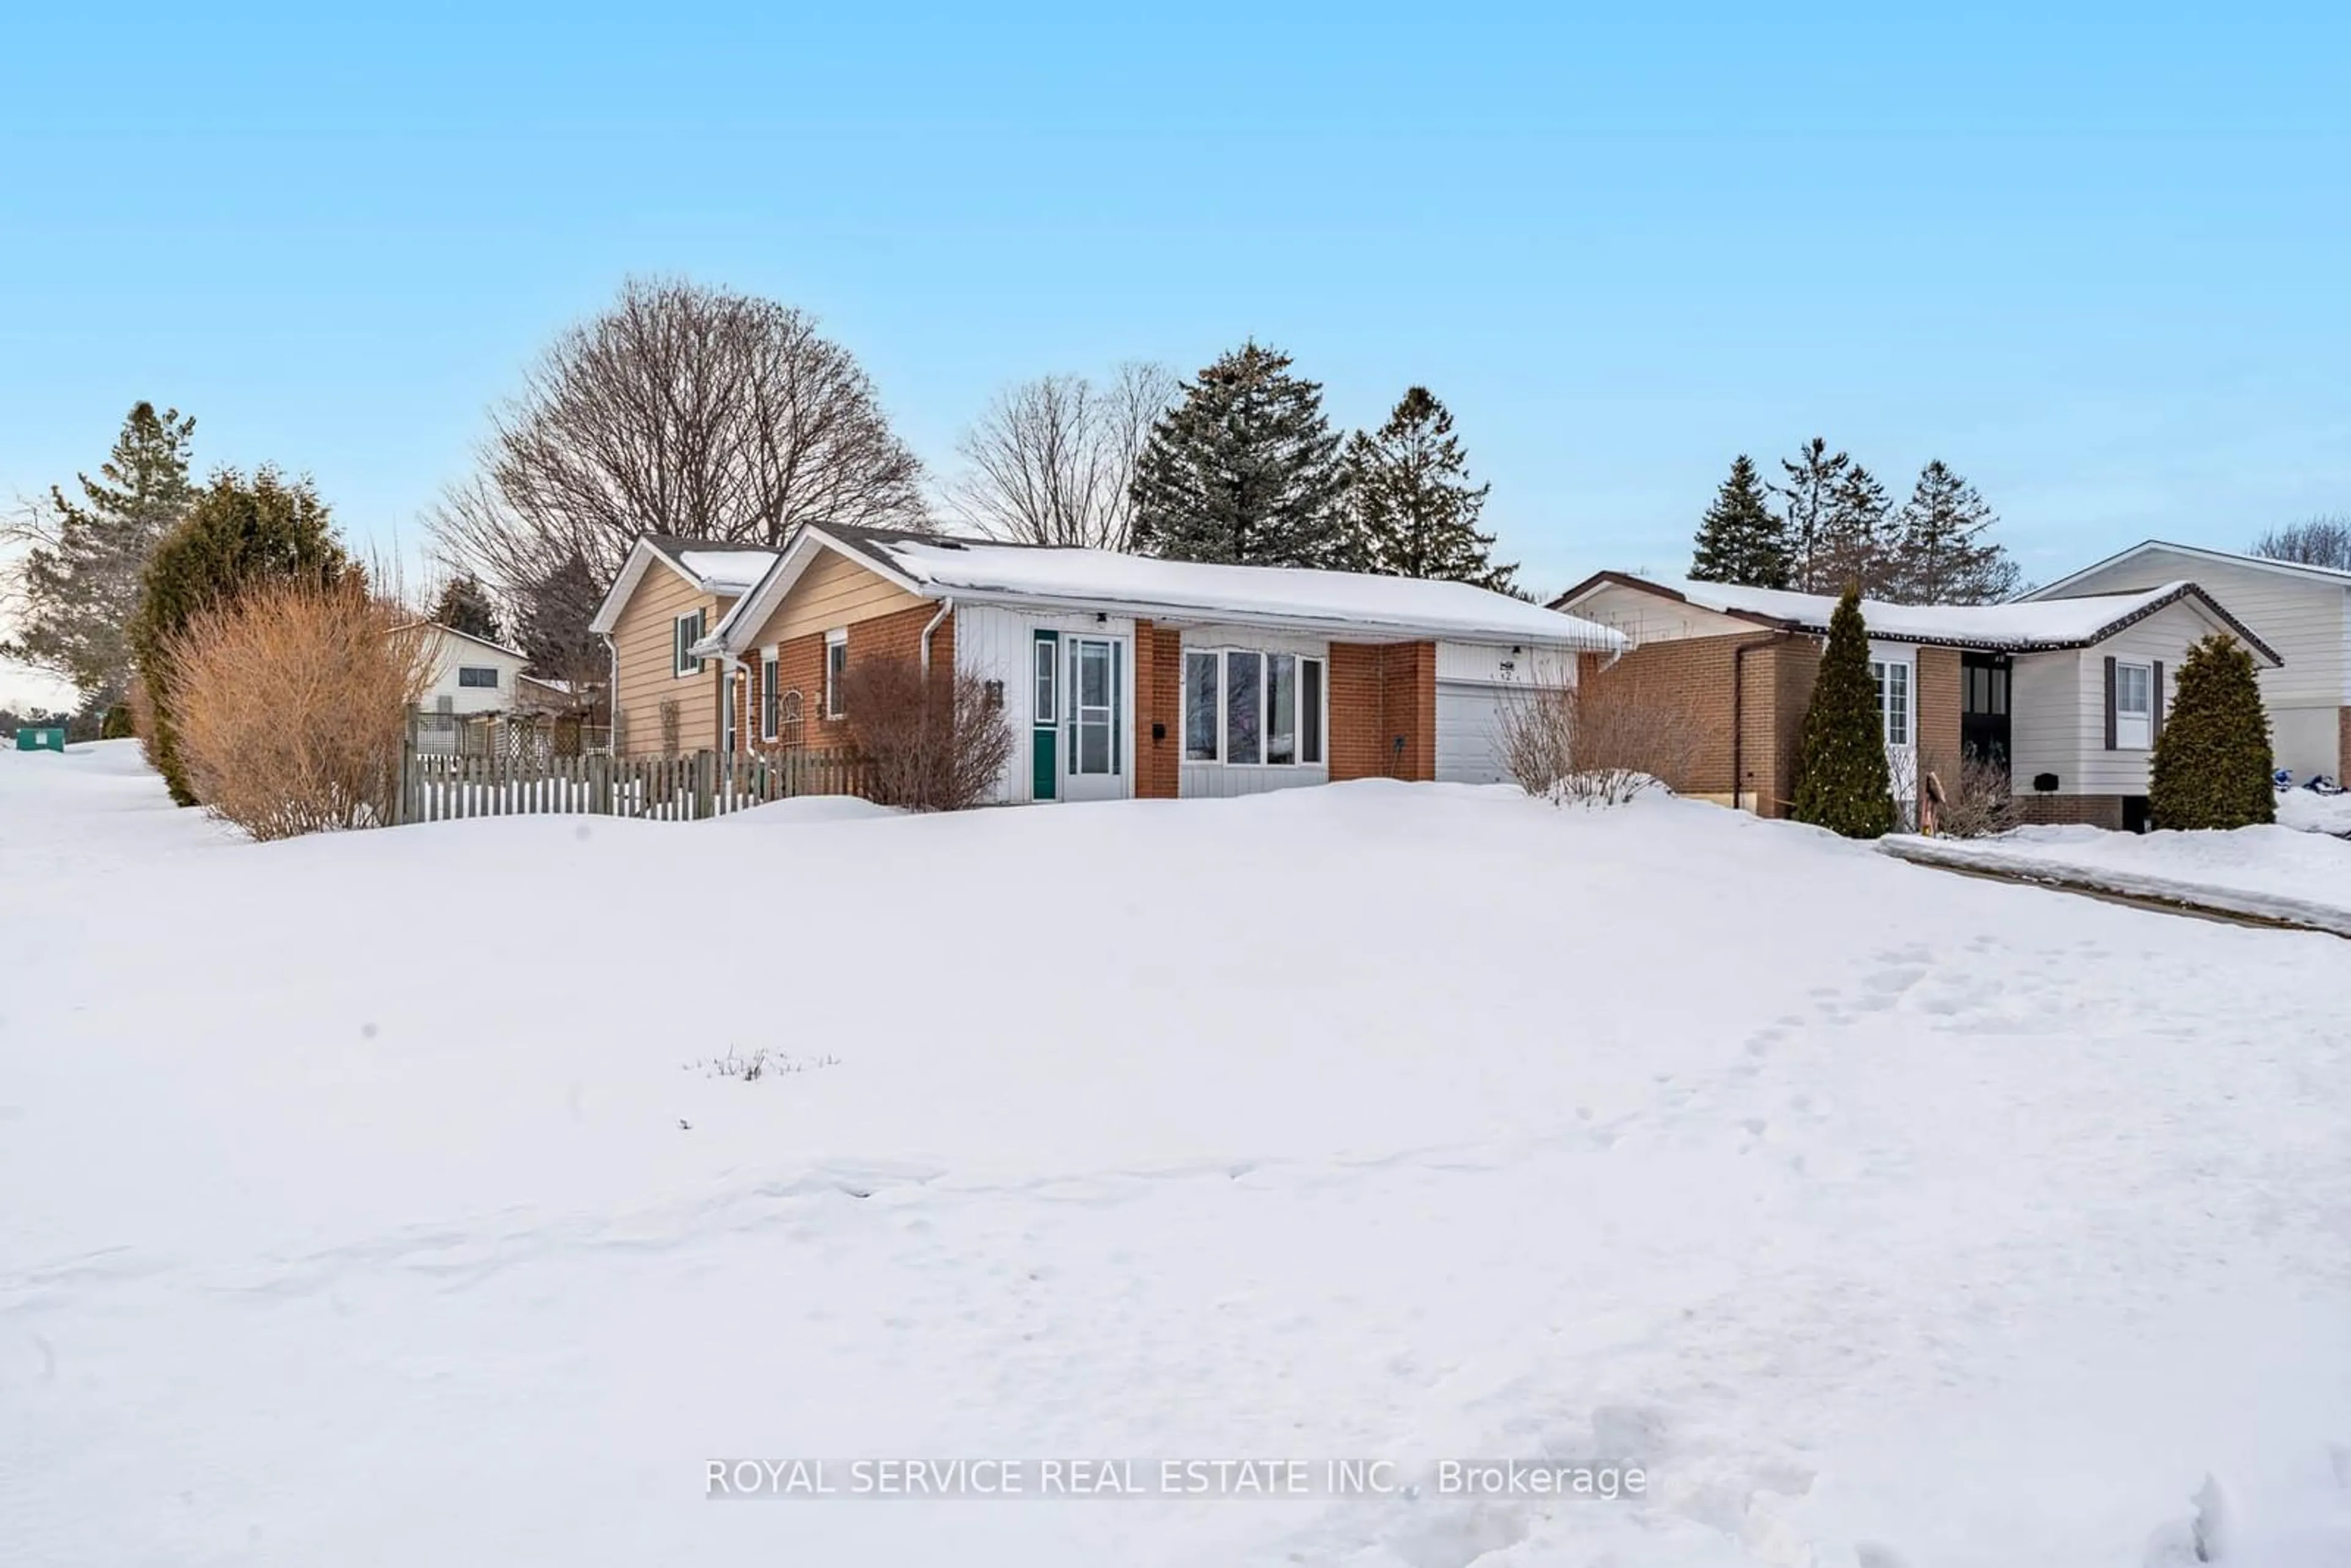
167 577 431 839
1926 754 2019 838
841 655 1014 811
124 672 162 773
658 699 681 757
1498 665 1700 807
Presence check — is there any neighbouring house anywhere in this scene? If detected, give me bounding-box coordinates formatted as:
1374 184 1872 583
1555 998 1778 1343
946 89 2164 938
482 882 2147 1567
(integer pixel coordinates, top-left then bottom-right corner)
587 537 782 757
406 622 532 717
656 523 1621 801
2022 541 2351 784
1552 573 2282 830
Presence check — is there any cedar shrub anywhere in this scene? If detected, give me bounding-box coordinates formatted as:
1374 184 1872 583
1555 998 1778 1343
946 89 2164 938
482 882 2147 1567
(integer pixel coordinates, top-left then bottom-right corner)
1791 585 1897 838
2149 634 2273 830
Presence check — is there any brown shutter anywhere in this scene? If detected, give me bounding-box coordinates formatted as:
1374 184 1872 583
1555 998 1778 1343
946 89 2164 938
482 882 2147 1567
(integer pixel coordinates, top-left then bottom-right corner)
2151 660 2165 742
2103 656 2118 750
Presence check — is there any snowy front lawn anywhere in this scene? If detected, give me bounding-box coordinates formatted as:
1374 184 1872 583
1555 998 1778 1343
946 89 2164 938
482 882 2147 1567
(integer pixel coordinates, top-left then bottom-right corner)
6 744 2351 1566
1884 822 2351 935
2279 789 2351 838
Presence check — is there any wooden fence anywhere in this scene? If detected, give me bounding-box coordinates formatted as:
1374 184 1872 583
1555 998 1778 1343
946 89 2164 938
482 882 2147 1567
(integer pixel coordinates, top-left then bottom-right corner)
396 717 870 825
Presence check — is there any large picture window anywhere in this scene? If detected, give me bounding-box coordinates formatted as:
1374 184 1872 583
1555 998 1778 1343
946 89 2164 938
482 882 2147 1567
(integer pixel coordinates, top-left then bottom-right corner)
1183 649 1325 767
1870 658 1912 746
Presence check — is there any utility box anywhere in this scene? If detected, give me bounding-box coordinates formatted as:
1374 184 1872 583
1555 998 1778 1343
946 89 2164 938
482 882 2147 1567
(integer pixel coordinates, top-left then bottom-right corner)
14 727 66 752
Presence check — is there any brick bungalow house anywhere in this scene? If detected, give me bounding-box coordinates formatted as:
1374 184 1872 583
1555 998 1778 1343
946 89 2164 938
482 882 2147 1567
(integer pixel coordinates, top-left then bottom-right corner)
593 523 1624 801
1552 572 2281 830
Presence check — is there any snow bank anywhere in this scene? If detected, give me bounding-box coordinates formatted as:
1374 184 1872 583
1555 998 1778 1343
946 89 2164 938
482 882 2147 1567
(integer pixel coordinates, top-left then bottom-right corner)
2279 790 2351 838
7 754 2351 1566
1884 822 2351 934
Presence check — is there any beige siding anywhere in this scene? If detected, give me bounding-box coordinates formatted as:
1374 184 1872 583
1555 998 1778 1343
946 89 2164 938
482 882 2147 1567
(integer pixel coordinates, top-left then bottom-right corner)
1565 582 1763 646
741 550 926 647
2038 550 2349 708
2012 599 2238 796
611 565 728 756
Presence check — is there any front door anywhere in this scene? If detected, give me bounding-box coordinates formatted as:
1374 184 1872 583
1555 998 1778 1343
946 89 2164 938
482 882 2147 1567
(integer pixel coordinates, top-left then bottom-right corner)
1960 652 2011 776
1063 635 1126 802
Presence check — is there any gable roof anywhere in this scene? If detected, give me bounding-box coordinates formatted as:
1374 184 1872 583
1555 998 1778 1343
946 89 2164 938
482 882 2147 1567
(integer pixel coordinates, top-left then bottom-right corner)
394 621 530 661
1553 572 2282 664
2022 539 2351 599
708 525 1625 652
588 535 783 635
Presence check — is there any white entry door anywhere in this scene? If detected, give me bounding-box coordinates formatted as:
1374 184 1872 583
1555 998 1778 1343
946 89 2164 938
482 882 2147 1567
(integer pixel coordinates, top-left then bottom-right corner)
1063 635 1127 801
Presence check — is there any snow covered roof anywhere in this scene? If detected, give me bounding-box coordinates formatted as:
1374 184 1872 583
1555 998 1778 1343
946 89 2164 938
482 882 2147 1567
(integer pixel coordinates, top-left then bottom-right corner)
673 550 780 594
1555 572 2282 662
2023 539 2351 599
588 535 784 635
710 525 1623 651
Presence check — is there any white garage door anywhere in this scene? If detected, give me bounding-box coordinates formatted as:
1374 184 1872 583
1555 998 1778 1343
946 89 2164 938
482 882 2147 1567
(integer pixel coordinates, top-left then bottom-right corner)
1435 681 1517 784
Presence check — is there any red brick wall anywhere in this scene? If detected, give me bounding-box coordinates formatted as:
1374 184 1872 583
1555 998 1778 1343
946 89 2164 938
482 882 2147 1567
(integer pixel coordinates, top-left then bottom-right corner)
2013 793 2128 830
1577 631 1815 816
1327 641 1434 781
1135 621 1181 799
745 604 954 756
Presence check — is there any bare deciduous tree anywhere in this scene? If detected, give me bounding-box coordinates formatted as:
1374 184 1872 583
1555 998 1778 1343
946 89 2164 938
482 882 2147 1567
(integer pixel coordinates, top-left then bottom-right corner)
947 362 1175 549
432 277 929 603
2251 514 2351 571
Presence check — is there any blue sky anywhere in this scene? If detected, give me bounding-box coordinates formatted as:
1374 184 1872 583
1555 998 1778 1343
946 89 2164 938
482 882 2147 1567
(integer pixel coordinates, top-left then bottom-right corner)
4 2 2348 705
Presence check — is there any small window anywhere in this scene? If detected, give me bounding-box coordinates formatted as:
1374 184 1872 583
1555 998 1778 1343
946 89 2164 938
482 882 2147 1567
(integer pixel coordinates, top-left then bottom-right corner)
825 629 848 719
2116 661 2153 749
457 666 498 689
1183 652 1219 761
760 653 780 740
1034 635 1058 724
1265 653 1296 766
1872 659 1912 746
673 611 706 678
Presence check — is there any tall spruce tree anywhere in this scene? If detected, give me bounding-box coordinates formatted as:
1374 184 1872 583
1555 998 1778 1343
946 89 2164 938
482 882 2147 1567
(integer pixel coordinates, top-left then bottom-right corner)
129 469 350 805
1338 386 1515 589
3 403 195 707
516 553 608 698
1815 462 1894 596
1887 461 2020 604
1128 341 1351 568
2149 634 2274 830
1772 437 1851 593
430 572 505 644
1791 586 1897 838
1690 454 1791 587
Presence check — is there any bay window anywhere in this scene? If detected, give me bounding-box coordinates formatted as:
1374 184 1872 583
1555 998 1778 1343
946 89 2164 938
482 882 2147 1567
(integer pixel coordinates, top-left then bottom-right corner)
1183 648 1325 767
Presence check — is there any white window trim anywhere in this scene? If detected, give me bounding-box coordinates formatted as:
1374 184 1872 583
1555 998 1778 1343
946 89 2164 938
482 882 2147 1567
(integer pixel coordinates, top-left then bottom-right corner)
1182 647 1328 768
824 628 848 719
1870 658 1914 748
673 610 706 680
760 648 781 741
456 665 500 689
2115 659 2154 751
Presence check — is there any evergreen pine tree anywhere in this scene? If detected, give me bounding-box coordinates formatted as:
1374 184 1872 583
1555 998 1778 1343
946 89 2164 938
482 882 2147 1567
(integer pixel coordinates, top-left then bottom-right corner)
1690 454 1791 588
1128 341 1351 568
516 553 609 696
2149 634 2274 830
1886 460 2020 605
1338 386 1515 589
129 468 350 805
2 403 195 707
430 572 505 644
1815 462 1894 596
1791 586 1897 838
1771 437 1850 593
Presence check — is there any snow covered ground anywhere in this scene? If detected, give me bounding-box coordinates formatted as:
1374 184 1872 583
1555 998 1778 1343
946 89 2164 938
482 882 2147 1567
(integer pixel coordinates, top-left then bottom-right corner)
6 743 2351 1567
2279 790 2351 838
1886 822 2351 934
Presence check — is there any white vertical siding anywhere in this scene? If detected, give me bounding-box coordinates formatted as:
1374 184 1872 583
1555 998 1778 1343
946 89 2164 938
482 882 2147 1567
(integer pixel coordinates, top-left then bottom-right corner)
955 604 1136 804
